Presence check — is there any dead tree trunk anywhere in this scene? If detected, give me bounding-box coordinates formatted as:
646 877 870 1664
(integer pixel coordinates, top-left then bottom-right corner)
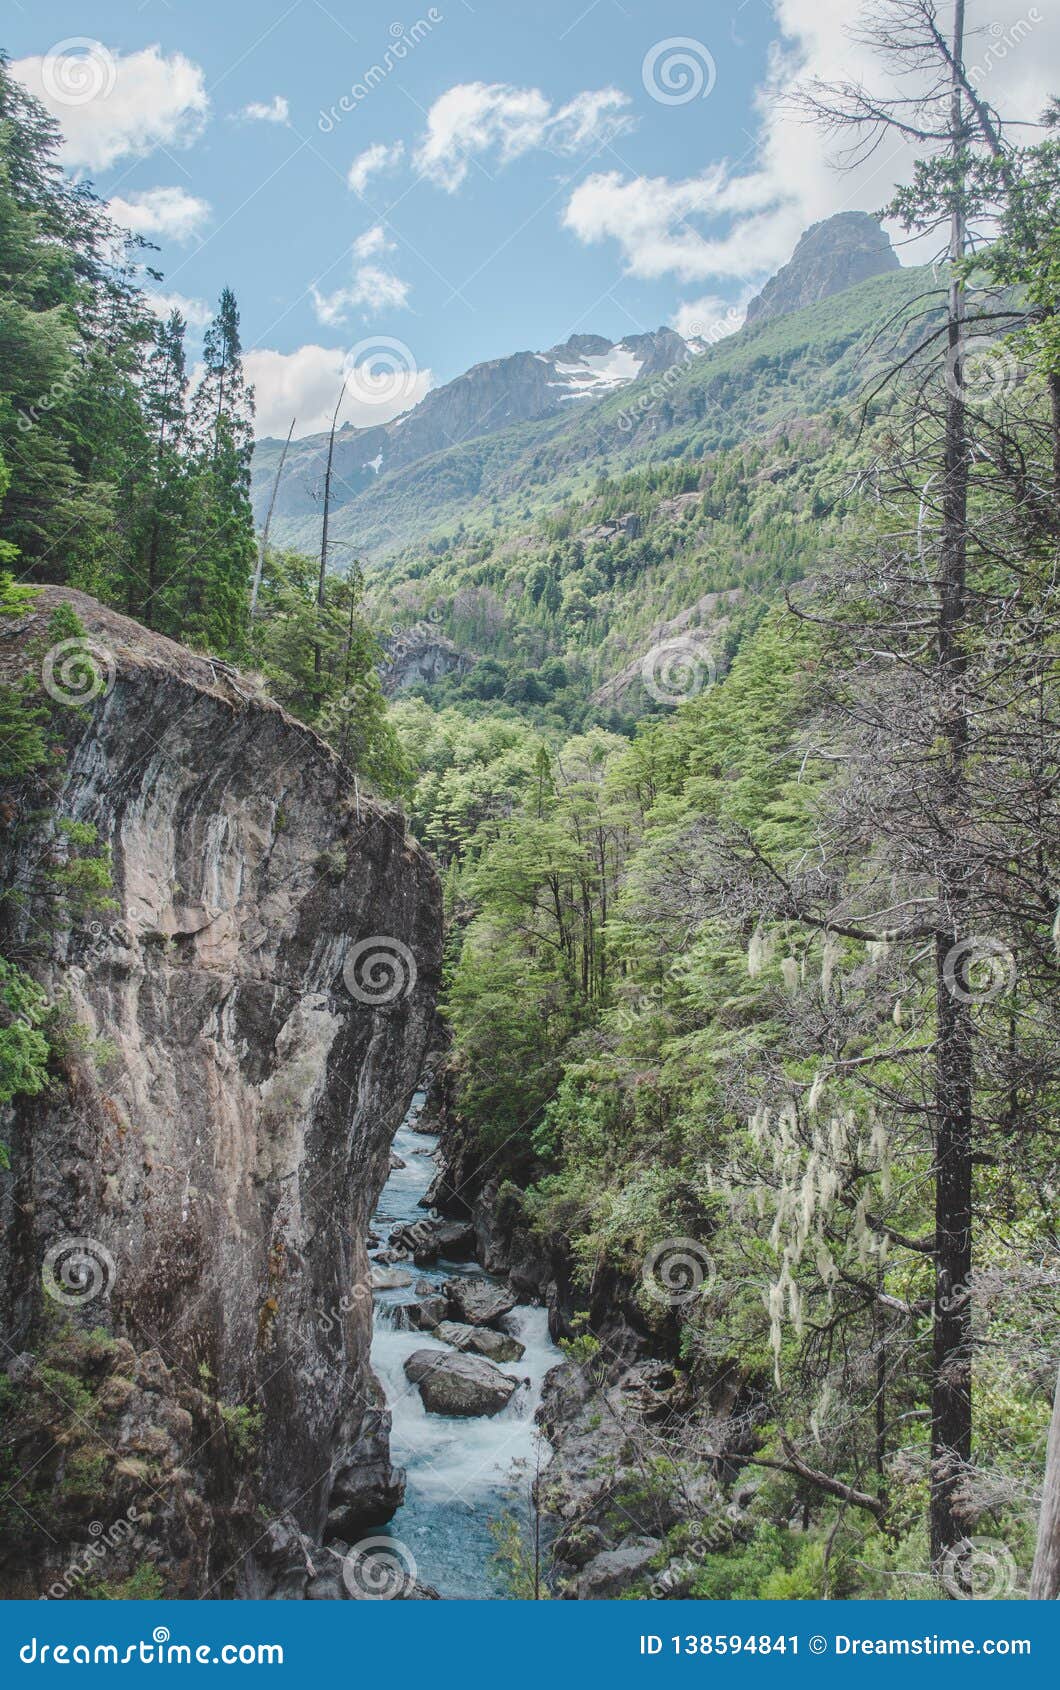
314 382 346 682
929 0 974 1568
250 415 295 620
1031 1363 1060 1599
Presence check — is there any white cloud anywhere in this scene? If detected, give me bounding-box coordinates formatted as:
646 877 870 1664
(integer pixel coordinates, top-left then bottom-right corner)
146 290 212 329
414 81 633 192
12 43 207 171
239 95 289 124
246 344 432 438
563 168 794 283
348 140 405 195
311 266 410 324
671 295 746 343
352 225 391 260
311 230 409 323
109 186 211 243
562 0 1060 290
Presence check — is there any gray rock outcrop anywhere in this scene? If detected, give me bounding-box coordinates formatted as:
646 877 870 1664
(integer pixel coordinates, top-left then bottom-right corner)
0 588 443 1597
744 212 899 327
403 1348 520 1416
443 1276 518 1328
433 1321 525 1363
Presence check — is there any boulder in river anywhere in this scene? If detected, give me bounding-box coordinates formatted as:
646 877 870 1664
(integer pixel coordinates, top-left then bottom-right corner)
389 1219 440 1265
433 1320 525 1363
403 1348 519 1416
391 1218 477 1265
435 1220 477 1260
371 1265 414 1290
443 1276 517 1328
398 1294 450 1330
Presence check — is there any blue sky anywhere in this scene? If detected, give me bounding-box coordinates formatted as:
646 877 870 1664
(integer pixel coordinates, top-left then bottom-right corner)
9 0 1059 435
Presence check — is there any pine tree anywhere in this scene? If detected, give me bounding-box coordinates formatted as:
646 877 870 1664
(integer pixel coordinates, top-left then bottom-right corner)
186 288 256 653
128 310 190 629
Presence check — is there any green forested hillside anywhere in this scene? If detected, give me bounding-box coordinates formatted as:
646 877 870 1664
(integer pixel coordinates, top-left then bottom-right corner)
267 264 937 563
4 22 1060 1607
377 117 1060 1598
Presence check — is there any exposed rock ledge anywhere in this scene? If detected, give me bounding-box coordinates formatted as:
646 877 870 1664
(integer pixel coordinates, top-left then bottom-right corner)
0 589 442 1598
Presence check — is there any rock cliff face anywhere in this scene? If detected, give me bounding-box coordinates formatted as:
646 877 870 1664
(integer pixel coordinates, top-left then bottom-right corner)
380 630 477 696
0 589 442 1597
744 211 899 327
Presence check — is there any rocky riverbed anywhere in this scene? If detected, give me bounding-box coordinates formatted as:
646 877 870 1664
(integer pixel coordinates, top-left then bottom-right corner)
368 1089 563 1598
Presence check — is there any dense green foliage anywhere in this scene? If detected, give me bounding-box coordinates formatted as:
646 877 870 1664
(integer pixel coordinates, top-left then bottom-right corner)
0 61 407 1118
381 121 1060 1596
0 51 403 776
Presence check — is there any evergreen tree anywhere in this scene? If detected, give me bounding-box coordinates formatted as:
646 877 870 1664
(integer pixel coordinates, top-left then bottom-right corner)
186 287 256 653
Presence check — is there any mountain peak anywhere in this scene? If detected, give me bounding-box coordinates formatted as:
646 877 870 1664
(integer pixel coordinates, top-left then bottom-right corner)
744 211 899 327
252 327 695 527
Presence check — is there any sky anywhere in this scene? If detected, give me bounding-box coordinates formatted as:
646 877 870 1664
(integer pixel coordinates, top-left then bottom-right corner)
8 0 1060 438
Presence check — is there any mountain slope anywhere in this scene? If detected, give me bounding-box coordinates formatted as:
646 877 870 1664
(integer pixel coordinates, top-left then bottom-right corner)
253 214 917 563
266 262 936 569
251 327 691 537
358 253 954 739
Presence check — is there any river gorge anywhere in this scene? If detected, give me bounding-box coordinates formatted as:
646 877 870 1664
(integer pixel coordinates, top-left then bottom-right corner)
369 1089 562 1598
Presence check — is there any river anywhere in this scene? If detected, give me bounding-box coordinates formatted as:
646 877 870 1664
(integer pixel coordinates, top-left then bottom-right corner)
369 1088 563 1598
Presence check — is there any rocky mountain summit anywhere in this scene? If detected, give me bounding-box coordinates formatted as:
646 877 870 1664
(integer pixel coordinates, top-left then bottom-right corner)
252 217 910 562
744 211 899 327
251 326 693 528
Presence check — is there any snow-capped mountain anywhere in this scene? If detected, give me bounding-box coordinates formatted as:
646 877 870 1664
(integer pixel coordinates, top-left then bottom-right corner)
251 327 693 526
